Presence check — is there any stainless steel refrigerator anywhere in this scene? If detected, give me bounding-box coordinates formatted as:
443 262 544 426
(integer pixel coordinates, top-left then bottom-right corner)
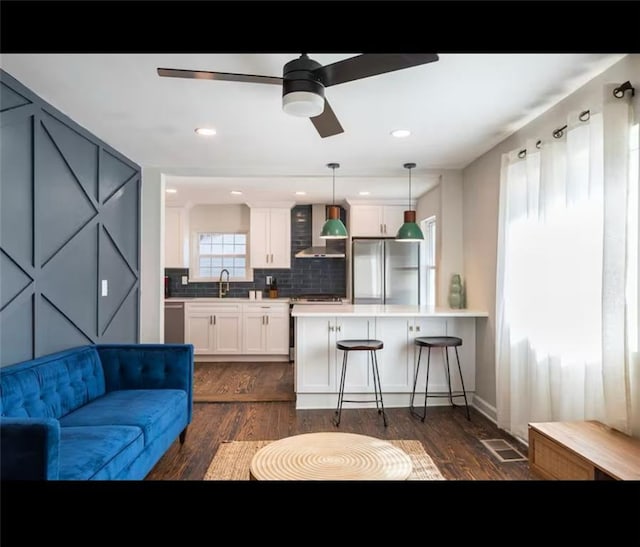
352 239 420 304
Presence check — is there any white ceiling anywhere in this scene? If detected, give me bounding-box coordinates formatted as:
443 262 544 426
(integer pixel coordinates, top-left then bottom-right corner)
0 53 626 205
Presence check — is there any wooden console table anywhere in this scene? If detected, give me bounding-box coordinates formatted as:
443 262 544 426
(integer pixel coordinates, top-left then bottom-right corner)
528 421 640 480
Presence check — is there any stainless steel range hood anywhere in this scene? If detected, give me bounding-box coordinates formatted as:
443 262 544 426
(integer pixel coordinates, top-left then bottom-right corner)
295 204 346 258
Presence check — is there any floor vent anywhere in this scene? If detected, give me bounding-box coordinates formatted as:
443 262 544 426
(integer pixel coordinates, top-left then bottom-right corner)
480 439 527 463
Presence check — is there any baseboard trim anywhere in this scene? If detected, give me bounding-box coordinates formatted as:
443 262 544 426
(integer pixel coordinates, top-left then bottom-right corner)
472 395 497 424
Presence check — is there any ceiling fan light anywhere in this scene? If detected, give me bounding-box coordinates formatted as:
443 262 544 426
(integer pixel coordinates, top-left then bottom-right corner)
283 91 325 118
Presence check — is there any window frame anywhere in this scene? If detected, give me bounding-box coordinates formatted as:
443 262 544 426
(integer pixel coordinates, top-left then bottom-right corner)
189 231 253 282
420 216 437 307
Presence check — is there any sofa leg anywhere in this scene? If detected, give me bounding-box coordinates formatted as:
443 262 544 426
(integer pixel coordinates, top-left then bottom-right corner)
179 427 188 445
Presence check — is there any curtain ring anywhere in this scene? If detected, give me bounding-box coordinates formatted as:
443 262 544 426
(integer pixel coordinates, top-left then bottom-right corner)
579 110 590 122
535 140 542 149
518 149 526 159
613 81 635 98
553 127 565 139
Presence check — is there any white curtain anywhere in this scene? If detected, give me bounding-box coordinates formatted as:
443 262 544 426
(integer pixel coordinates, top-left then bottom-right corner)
496 84 637 441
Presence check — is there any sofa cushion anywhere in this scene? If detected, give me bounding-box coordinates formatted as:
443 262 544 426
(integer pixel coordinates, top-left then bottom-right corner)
0 346 106 419
59 389 187 444
59 425 143 480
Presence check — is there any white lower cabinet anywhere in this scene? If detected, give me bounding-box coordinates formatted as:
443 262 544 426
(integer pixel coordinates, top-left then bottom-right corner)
242 303 289 355
295 316 372 393
185 303 243 355
185 301 289 357
294 314 476 408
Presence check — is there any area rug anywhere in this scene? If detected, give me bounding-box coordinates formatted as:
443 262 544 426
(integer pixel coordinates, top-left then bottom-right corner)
204 439 445 480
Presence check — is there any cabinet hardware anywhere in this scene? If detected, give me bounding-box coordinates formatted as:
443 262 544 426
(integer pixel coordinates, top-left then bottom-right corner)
380 223 383 234
266 316 269 325
270 253 273 263
329 325 335 332
262 316 265 325
266 253 269 263
337 325 341 332
416 326 421 332
210 316 212 325
383 224 387 234
213 315 216 325
409 325 413 331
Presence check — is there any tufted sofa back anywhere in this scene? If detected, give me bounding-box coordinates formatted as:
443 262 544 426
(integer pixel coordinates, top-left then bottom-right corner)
0 346 106 419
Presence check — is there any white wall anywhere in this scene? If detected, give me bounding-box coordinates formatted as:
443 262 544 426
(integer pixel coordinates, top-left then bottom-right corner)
140 167 164 343
462 54 640 422
416 170 465 307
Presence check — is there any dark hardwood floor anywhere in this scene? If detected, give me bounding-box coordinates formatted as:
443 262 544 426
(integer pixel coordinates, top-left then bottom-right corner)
147 361 532 480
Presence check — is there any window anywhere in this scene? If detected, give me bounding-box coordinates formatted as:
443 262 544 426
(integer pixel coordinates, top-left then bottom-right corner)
195 232 247 280
420 216 436 306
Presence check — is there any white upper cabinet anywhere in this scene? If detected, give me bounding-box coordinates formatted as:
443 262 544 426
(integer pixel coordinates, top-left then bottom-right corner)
349 204 408 237
165 207 188 268
249 206 292 269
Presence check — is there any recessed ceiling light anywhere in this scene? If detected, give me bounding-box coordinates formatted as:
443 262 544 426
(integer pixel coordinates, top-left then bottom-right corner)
295 191 306 195
230 190 243 195
391 129 411 138
359 191 370 196
195 127 217 136
165 188 177 194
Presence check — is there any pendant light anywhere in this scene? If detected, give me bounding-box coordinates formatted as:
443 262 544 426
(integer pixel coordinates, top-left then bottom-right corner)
320 163 348 239
396 162 424 241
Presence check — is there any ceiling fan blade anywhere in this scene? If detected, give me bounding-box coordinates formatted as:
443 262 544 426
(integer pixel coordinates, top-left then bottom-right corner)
157 68 282 85
315 54 439 88
310 98 344 138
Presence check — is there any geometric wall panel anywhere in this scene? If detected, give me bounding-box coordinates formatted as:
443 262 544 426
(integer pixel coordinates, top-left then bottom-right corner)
0 249 33 310
37 121 98 266
100 149 136 204
1 116 33 267
99 226 137 335
0 81 31 112
0 70 140 367
39 224 98 338
38 296 93 357
42 111 99 202
0 294 33 366
102 177 139 270
101 288 138 343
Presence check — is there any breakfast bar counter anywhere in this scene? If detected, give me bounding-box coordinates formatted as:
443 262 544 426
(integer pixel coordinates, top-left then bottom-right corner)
291 304 488 410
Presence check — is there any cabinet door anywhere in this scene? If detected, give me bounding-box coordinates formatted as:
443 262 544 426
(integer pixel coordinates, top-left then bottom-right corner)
243 313 267 353
185 312 214 354
264 312 289 354
375 317 414 391
382 205 407 237
249 208 270 269
337 317 374 392
165 207 185 268
296 317 334 392
349 205 383 237
267 208 291 268
213 313 243 354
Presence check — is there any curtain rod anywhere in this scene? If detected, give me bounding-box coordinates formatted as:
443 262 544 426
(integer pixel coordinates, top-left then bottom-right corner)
517 80 635 158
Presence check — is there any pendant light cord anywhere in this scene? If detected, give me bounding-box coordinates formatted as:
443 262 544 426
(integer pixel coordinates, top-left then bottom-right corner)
408 167 412 210
332 166 336 205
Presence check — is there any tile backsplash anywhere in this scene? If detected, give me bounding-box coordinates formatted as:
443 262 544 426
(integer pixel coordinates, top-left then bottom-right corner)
165 205 347 298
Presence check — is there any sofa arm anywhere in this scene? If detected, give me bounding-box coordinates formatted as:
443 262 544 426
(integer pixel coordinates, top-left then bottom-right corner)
96 344 194 421
0 417 60 480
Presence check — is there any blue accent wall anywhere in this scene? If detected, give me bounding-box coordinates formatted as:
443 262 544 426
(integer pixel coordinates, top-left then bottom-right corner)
166 205 347 298
0 70 141 367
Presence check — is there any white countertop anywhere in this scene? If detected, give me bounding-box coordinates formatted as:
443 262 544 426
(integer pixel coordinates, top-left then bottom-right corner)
291 304 488 317
165 297 290 303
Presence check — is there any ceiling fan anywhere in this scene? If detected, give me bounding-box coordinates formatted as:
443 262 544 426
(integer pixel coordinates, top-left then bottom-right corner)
157 53 439 138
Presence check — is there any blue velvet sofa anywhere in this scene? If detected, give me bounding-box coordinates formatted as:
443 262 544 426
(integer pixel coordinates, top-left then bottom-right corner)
0 343 193 480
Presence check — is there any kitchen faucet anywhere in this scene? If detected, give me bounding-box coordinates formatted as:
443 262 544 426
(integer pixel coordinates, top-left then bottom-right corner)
219 269 230 298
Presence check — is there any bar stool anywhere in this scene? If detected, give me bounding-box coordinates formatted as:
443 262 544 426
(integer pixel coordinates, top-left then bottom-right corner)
334 339 387 427
410 336 470 421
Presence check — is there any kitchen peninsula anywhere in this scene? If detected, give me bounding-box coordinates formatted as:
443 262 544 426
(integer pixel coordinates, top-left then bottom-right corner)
291 304 488 410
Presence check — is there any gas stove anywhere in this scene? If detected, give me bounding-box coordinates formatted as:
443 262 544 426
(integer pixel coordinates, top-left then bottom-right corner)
289 295 346 304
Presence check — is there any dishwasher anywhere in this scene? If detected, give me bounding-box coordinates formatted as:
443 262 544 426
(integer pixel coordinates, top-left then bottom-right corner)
164 301 185 343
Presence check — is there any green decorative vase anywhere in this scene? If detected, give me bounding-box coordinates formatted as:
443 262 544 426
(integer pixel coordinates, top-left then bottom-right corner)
448 274 463 309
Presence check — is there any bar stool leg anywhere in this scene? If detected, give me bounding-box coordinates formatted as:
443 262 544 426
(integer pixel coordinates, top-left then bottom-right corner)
334 350 349 427
454 346 471 420
369 350 380 414
370 349 387 427
410 346 423 417
443 347 454 406
420 347 432 423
